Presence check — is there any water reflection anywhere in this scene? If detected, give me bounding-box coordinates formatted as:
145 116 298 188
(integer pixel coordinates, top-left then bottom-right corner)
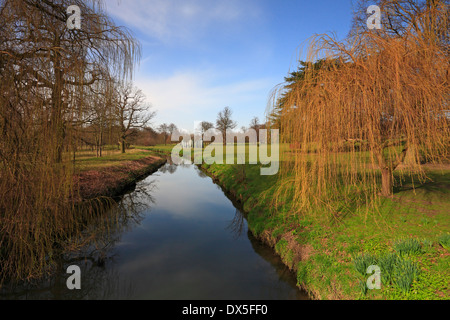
159 163 178 174
247 234 309 300
226 209 246 240
0 182 154 300
1 163 309 300
225 208 308 300
80 180 157 264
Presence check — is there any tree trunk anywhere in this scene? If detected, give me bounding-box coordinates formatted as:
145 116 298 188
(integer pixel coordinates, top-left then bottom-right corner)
51 35 64 164
120 137 126 153
221 130 226 145
99 130 103 158
381 167 393 197
403 145 421 166
96 136 99 158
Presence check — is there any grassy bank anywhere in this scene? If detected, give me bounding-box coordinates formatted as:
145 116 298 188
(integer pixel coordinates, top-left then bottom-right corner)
0 147 166 284
73 148 167 201
145 144 449 300
199 162 449 300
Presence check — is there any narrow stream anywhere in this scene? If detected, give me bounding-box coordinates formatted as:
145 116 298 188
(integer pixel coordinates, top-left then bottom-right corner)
1 162 309 300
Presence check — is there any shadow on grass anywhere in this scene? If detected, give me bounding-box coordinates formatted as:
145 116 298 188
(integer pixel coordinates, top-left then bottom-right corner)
393 171 450 202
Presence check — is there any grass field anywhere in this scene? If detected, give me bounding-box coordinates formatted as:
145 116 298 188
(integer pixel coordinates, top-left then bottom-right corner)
73 147 162 173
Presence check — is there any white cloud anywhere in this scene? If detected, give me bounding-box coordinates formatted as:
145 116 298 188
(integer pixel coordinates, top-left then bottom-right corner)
104 0 262 43
134 69 274 130
101 0 272 130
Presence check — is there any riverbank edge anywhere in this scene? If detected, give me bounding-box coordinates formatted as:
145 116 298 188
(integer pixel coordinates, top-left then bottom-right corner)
197 164 316 299
198 162 450 301
0 154 167 286
73 155 167 202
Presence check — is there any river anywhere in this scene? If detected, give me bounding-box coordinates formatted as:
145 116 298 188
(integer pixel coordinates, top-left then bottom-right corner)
0 162 309 300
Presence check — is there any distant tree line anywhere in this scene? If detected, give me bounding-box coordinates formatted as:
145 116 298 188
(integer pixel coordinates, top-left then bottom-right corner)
194 107 266 145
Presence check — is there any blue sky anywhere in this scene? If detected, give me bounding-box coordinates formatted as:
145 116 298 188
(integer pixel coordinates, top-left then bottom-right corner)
103 0 355 131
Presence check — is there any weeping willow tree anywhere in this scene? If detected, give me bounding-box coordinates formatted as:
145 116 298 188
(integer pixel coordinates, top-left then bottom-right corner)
270 0 449 218
0 0 141 283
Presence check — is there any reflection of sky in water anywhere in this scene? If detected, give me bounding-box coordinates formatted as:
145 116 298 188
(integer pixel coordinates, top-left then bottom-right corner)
108 164 305 300
146 167 229 220
1 163 308 300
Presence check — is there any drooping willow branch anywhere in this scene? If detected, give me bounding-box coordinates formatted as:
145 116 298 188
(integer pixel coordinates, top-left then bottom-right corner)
268 1 449 217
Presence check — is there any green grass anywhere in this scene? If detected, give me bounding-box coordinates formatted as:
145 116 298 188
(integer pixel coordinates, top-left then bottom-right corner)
211 166 449 299
394 238 423 256
438 234 450 250
73 146 163 172
144 144 450 300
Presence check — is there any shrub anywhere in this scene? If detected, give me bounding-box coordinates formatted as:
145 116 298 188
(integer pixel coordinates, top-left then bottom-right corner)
421 239 433 251
352 253 378 276
358 279 368 296
394 238 422 256
378 252 399 285
438 234 450 250
393 258 420 294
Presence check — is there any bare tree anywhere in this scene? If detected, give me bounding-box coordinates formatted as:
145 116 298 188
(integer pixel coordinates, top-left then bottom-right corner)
114 82 155 153
199 121 214 134
197 121 214 147
216 107 237 144
249 117 261 143
158 123 170 145
168 123 178 139
349 0 449 51
0 0 141 163
0 0 144 283
79 78 116 157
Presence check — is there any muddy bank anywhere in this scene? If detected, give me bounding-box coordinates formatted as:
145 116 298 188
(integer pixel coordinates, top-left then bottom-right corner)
73 156 167 201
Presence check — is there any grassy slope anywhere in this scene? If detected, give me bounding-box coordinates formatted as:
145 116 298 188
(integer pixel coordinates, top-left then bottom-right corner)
199 163 450 300
73 147 164 173
72 147 167 200
145 144 449 300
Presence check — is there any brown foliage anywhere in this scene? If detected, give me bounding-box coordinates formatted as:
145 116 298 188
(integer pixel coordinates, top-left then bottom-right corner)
0 0 143 283
270 1 449 216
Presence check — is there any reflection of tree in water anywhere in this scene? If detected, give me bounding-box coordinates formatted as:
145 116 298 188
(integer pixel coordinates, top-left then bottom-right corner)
116 179 157 228
0 257 136 300
194 166 208 179
159 163 177 174
159 161 192 175
226 209 247 240
80 179 157 264
179 162 191 169
247 232 310 300
225 208 309 300
0 180 157 300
